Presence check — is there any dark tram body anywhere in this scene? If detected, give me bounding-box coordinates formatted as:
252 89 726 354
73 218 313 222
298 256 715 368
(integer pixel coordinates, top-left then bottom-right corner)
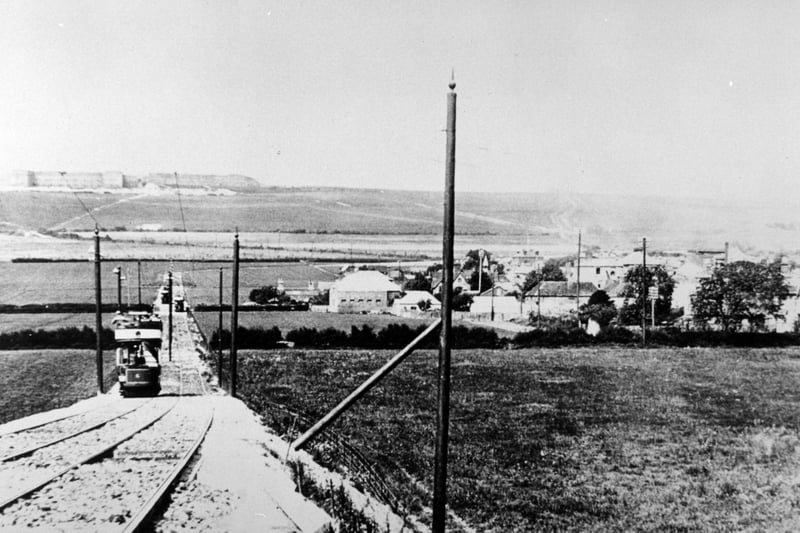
114 312 163 396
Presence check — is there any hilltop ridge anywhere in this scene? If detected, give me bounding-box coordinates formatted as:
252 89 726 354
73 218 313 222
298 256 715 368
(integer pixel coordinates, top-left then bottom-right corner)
3 170 262 193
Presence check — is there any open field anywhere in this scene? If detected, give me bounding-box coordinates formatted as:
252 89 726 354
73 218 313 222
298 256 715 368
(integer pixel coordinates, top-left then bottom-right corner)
195 310 432 337
194 310 518 340
0 262 339 306
0 314 116 334
237 346 800 531
0 350 117 424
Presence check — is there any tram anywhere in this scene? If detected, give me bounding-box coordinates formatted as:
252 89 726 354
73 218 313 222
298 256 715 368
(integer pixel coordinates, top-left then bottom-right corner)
114 312 162 396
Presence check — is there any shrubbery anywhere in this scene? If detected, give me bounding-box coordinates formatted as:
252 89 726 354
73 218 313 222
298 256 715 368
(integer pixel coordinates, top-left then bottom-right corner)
211 322 504 350
210 326 283 349
510 325 800 348
208 320 800 351
0 326 114 349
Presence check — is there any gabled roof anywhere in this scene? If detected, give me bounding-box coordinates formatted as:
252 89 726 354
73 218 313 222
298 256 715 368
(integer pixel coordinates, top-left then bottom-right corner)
332 271 401 292
394 291 440 305
525 281 598 298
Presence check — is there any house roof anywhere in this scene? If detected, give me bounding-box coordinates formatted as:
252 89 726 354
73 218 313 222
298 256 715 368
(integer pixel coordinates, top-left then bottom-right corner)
526 281 598 298
430 269 468 288
394 291 440 305
332 271 401 292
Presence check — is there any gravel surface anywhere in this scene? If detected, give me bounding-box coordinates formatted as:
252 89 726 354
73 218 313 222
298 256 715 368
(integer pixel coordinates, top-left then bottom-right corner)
0 399 213 531
0 397 152 459
0 279 333 532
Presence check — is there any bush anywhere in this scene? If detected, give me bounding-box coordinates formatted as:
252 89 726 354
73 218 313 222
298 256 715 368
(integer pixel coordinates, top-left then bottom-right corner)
211 326 283 349
0 326 114 350
286 327 349 348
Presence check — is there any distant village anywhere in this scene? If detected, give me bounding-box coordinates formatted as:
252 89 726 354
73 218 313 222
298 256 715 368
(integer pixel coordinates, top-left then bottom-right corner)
251 243 800 334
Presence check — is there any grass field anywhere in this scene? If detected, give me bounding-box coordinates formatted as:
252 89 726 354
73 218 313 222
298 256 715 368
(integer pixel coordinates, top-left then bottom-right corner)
236 346 800 531
0 314 116 334
0 350 117 424
0 261 339 306
194 310 431 336
193 310 518 340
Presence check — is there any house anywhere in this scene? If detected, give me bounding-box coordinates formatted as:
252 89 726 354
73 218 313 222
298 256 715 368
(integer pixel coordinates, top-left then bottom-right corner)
430 270 471 295
563 255 626 289
525 281 598 317
328 271 402 313
391 291 441 317
506 249 545 285
477 280 517 297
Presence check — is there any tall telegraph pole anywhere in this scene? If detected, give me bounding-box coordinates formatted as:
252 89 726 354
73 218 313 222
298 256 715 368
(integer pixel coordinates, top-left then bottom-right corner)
94 227 104 394
576 230 582 317
641 237 647 347
433 74 456 533
231 232 240 397
168 270 173 362
218 266 224 387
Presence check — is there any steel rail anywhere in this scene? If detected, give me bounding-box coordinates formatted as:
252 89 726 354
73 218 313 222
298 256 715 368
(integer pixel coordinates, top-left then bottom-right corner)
0 402 114 438
0 399 155 462
121 408 214 533
0 400 178 511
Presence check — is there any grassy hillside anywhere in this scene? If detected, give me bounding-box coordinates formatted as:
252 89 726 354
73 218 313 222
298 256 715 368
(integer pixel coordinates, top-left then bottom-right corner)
238 346 800 531
1 187 798 253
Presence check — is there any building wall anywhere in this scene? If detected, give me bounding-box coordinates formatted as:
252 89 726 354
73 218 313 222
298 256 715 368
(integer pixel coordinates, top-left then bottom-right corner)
470 296 529 317
329 289 400 313
24 171 124 189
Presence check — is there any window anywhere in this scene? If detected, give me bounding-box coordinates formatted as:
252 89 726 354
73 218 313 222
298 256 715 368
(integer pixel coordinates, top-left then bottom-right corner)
596 267 601 274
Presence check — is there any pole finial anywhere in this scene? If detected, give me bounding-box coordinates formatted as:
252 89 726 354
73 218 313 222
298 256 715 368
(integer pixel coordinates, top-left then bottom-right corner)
449 69 456 90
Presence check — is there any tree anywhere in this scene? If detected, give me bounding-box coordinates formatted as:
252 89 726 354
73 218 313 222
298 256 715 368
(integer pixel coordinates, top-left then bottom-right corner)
578 290 617 328
520 259 567 294
618 265 675 325
309 289 330 306
541 260 566 282
468 268 493 292
404 272 432 293
463 249 491 271
452 288 473 311
249 285 290 304
691 260 788 331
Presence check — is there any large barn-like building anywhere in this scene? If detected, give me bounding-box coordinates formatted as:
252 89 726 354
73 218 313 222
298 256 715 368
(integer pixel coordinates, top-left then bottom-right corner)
328 271 402 313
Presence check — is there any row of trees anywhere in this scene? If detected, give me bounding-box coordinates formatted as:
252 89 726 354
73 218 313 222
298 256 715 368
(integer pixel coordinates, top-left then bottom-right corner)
575 260 789 332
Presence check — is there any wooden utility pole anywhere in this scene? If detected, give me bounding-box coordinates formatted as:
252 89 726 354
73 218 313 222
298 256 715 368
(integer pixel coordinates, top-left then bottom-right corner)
137 260 142 307
94 227 104 394
231 232 240 397
537 263 542 328
168 270 173 362
218 266 223 388
641 237 647 347
576 230 582 317
433 75 456 533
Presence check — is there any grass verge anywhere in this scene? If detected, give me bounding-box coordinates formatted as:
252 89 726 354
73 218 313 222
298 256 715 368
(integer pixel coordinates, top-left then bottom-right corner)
235 346 800 531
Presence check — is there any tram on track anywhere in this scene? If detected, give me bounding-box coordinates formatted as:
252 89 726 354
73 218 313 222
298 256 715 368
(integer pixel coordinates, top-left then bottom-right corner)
113 312 162 396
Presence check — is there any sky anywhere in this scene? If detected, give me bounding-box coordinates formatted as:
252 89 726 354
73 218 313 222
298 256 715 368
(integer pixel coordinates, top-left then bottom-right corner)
2 1 800 206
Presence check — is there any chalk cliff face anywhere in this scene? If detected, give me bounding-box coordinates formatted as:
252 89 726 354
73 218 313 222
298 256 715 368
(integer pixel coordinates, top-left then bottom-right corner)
8 170 262 192
123 173 261 192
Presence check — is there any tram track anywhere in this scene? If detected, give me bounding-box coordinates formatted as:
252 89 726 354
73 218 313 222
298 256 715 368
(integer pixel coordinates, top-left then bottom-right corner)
0 397 156 462
0 340 215 531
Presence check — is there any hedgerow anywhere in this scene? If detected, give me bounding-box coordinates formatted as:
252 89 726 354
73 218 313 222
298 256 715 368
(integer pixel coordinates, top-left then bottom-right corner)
0 326 114 350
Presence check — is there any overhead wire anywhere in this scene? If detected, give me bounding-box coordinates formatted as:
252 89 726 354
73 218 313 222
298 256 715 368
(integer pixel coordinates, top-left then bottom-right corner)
172 171 196 283
60 172 100 228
